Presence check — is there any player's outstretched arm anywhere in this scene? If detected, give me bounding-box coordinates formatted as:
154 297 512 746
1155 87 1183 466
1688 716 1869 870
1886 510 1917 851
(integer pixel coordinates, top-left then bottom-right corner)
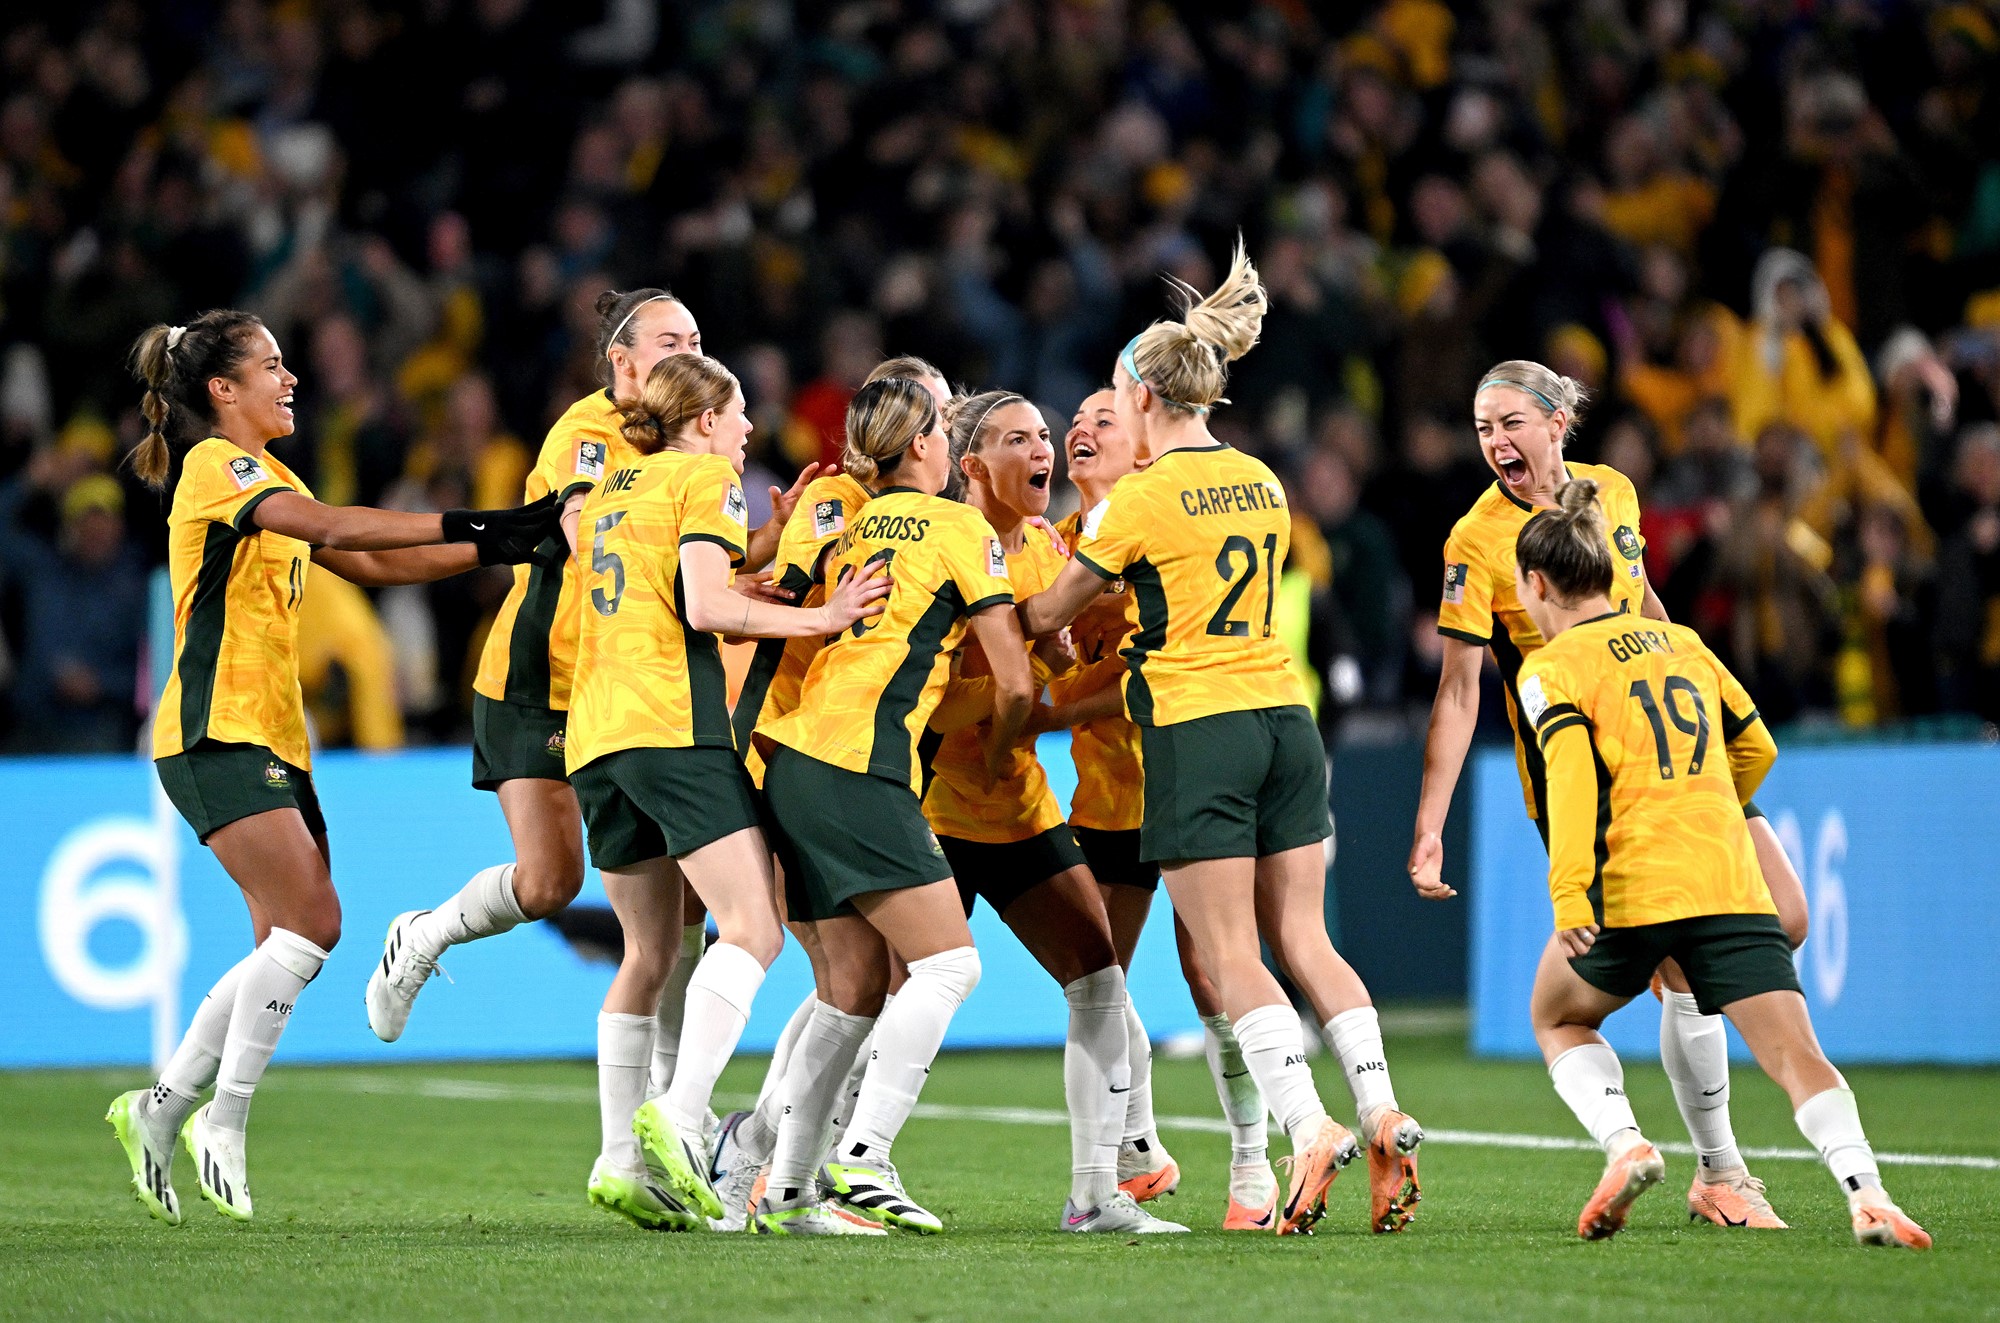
1409 636 1484 899
1017 558 1104 638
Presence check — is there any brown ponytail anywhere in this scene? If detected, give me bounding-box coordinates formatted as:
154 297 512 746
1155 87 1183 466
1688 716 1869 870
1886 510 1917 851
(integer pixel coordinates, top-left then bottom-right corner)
844 377 938 487
1515 478 1614 602
126 310 266 492
618 354 739 456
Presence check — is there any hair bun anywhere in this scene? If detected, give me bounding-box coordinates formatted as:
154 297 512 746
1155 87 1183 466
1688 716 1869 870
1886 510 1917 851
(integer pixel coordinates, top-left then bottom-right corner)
593 290 623 318
1557 477 1599 516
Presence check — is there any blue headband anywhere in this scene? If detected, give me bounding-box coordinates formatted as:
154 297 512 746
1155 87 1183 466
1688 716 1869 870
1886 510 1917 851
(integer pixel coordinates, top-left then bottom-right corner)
1120 333 1212 416
1477 378 1558 412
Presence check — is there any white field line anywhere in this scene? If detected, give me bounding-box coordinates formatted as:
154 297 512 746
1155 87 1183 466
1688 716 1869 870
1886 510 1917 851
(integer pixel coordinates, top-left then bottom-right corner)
299 1072 2000 1173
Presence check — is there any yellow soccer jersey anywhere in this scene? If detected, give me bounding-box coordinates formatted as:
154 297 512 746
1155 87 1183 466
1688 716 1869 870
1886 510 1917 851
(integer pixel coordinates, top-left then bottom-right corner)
154 438 315 769
1519 616 1777 930
1073 444 1307 727
474 390 633 711
1053 508 1142 832
1437 462 1649 818
758 489 1014 793
565 449 748 772
732 471 873 784
924 517 1071 843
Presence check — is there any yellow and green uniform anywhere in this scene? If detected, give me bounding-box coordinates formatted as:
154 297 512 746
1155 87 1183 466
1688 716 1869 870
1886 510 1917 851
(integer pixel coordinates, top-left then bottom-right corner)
731 471 872 783
1073 444 1328 862
152 438 324 841
565 448 760 869
1520 614 1795 1013
1437 462 1648 823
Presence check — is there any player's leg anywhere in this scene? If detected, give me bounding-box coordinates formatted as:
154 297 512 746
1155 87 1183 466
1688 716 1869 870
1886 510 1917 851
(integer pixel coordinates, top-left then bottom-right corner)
647 889 710 1098
1090 844 1178 1204
368 775 582 1042
826 953 906 1154
1532 934 1666 1241
1176 913 1276 1228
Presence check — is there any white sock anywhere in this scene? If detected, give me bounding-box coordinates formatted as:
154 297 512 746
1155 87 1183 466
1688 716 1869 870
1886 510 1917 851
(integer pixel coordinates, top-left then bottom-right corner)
1795 1086 1883 1199
597 1011 655 1171
1063 967 1128 1207
768 1002 875 1201
1203 1012 1269 1165
742 991 819 1162
149 953 253 1137
663 941 764 1134
407 863 527 959
1231 1159 1279 1205
648 923 709 1096
1323 1005 1399 1128
1121 996 1158 1147
1549 1042 1644 1154
1658 990 1746 1176
208 928 328 1133
830 994 892 1138
1232 1003 1328 1152
839 947 980 1163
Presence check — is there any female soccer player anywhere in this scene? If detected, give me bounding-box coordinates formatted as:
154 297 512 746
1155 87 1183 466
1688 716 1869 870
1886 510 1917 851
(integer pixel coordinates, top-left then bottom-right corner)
107 311 562 1224
565 352 887 1229
749 377 1031 1237
1020 243 1424 1237
921 389 1185 1234
1052 390 1277 1229
1512 480 1930 1250
1408 359 1808 1228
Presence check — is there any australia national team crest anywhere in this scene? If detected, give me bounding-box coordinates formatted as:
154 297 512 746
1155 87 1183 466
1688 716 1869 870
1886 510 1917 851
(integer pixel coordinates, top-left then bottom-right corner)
545 728 566 759
812 499 844 539
263 760 291 790
1613 524 1642 561
1442 562 1469 605
228 455 269 491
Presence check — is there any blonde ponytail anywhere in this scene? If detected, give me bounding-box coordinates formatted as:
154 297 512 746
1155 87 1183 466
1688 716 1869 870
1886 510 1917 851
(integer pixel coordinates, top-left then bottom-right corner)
1123 237 1268 414
619 353 738 455
844 377 938 487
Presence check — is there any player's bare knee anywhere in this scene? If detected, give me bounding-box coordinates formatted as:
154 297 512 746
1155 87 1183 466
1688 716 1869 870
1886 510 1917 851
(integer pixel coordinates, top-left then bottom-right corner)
512 860 583 920
827 960 889 1016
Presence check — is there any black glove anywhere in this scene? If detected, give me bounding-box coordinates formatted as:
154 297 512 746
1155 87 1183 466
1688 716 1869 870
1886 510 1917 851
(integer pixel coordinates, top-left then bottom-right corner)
443 491 566 566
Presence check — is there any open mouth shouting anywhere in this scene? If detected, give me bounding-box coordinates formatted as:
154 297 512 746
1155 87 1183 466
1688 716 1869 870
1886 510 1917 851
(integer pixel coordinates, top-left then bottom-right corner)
1496 453 1529 488
1028 466 1052 491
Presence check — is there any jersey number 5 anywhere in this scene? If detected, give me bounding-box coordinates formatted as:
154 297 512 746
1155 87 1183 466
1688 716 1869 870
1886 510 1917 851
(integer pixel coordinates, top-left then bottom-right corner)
1629 677 1709 778
1207 533 1278 637
591 511 627 616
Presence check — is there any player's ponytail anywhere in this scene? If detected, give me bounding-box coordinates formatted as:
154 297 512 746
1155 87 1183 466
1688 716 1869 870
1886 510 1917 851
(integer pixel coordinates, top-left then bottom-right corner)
126 310 266 492
619 353 738 456
1475 359 1589 445
1516 478 1615 602
844 377 938 488
1121 237 1267 415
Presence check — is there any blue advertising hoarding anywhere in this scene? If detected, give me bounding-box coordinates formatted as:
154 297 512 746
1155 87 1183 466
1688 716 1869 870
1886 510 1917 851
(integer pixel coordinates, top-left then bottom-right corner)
1 737 1203 1069
1470 742 2000 1064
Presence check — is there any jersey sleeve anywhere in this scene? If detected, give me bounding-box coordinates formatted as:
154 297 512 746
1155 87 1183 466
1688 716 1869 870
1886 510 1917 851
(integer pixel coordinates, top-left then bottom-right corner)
943 514 1016 614
541 425 612 503
1436 523 1495 645
183 444 299 534
678 458 749 565
1073 487 1143 580
1709 646 1775 803
1521 655 1598 931
774 478 854 588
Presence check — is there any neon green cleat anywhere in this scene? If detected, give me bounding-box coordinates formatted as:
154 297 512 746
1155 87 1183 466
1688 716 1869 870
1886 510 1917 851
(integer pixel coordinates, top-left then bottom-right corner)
181 1103 252 1222
821 1157 943 1233
107 1090 181 1226
587 1156 698 1231
753 1196 887 1237
632 1098 723 1220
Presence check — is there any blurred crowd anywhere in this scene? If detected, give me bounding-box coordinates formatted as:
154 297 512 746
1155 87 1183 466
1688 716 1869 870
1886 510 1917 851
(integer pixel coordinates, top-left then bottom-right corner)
3 0 1999 754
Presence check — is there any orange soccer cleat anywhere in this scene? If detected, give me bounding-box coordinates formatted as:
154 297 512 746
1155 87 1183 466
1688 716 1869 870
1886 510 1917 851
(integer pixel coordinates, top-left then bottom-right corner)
1117 1137 1180 1204
1577 1141 1665 1241
1223 1189 1278 1231
1852 1195 1932 1250
1366 1110 1424 1233
1275 1118 1361 1236
1687 1172 1787 1229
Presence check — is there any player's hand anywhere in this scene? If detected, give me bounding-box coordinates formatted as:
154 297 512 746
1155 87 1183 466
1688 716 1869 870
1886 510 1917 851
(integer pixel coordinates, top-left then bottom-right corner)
1032 628 1077 674
444 491 565 565
821 558 890 632
1557 924 1600 958
733 570 797 605
1408 831 1455 900
768 463 822 527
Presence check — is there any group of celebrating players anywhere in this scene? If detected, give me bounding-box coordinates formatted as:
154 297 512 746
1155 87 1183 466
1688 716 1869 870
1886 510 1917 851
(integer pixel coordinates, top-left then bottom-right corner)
103 239 1930 1250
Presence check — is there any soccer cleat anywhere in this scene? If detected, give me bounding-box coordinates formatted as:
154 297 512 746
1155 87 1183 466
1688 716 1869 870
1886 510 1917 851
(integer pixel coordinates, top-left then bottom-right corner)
1116 1136 1181 1203
1688 1171 1787 1229
754 1194 888 1237
1224 1188 1279 1231
586 1156 698 1231
821 1156 944 1234
632 1098 724 1220
1578 1141 1666 1241
1223 1160 1279 1230
181 1103 252 1222
107 1090 181 1226
1275 1117 1361 1235
707 1111 762 1232
1851 1193 1932 1250
1366 1109 1424 1234
365 910 443 1043
1060 1190 1190 1234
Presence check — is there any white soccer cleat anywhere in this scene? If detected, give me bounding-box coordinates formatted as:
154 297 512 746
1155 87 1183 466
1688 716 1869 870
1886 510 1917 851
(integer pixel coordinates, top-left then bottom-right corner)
587 1156 698 1232
365 910 443 1043
106 1089 181 1226
181 1103 252 1222
820 1155 944 1233
707 1110 763 1232
753 1194 889 1236
1060 1190 1190 1234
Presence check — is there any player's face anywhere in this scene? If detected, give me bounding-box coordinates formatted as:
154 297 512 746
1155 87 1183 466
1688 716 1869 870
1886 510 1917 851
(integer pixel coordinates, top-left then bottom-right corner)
705 387 753 474
213 325 298 440
1474 385 1565 498
1066 389 1136 489
967 401 1054 518
611 300 701 401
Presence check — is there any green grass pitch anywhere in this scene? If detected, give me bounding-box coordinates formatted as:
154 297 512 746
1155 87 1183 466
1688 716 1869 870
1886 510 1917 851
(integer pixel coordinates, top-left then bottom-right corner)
4 1025 1994 1321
